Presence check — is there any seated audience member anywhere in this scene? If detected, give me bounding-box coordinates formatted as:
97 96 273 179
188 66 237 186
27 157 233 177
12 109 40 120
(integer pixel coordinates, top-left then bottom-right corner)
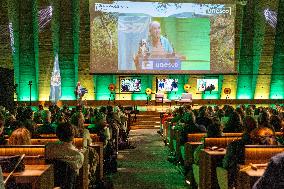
45 122 84 174
236 107 245 122
196 106 212 129
270 114 282 132
250 126 277 145
71 111 92 147
180 110 207 145
223 111 243 133
194 116 222 165
222 116 258 188
8 127 31 145
258 111 272 130
22 107 37 137
252 152 284 189
0 113 7 145
36 110 56 134
3 114 17 136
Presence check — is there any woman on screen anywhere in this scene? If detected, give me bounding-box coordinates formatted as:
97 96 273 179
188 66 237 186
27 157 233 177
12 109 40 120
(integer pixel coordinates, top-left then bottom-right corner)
134 21 173 70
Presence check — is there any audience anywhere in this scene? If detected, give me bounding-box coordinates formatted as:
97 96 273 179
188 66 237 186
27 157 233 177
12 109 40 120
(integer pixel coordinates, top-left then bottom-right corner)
222 116 258 188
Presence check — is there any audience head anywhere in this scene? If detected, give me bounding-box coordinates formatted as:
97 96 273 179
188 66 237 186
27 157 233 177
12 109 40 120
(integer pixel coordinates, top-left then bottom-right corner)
207 117 222 137
8 127 31 145
250 127 276 145
99 106 107 114
41 110 51 123
23 107 34 120
258 111 271 128
38 104 43 111
243 116 258 134
56 122 75 143
270 115 281 132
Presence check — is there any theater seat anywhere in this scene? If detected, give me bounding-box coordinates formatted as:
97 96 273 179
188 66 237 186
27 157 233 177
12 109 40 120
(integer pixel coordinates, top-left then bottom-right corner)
46 159 77 189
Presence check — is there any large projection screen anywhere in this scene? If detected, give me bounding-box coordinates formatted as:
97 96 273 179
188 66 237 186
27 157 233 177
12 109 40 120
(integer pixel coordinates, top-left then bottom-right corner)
90 1 236 74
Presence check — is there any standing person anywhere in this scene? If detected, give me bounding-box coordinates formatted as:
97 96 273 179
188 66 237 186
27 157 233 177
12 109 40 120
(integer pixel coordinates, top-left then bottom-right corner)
75 82 82 100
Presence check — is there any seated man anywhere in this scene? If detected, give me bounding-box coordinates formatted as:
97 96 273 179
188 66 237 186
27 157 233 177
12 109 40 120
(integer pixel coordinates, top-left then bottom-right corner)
45 122 84 174
252 152 284 189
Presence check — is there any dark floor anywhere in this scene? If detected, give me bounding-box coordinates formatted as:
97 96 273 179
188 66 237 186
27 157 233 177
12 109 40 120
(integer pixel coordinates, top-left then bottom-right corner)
111 129 188 189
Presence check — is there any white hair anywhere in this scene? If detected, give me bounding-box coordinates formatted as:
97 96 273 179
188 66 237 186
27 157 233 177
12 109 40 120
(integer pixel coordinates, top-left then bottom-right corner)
149 21 160 30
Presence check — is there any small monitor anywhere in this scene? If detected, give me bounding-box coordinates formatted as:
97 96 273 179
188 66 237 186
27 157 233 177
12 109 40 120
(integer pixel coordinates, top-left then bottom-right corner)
197 79 218 92
120 78 141 92
157 78 178 92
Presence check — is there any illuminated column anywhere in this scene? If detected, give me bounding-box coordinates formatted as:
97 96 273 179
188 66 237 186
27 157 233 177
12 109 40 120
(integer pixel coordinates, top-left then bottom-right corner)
17 0 39 101
270 0 284 99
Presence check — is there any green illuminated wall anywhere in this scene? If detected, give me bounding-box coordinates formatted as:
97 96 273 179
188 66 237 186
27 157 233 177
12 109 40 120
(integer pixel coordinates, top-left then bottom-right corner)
1 0 283 102
270 0 284 99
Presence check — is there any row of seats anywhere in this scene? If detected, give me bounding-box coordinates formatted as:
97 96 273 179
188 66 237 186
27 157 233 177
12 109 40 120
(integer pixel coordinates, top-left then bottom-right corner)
0 139 104 189
163 119 284 189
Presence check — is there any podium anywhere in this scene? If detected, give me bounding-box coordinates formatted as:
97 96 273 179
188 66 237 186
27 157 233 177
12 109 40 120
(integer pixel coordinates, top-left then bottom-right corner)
136 53 186 71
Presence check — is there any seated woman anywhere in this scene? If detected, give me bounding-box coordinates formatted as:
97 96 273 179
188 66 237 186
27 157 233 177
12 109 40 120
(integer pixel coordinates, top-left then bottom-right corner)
45 122 84 174
223 111 243 133
193 116 222 165
222 122 275 188
71 111 92 147
8 127 31 145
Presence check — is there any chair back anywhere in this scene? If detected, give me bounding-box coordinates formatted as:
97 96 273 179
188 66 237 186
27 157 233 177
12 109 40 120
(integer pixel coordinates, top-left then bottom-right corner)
187 133 206 142
46 159 77 189
0 145 46 165
204 137 240 148
223 133 243 137
244 145 284 164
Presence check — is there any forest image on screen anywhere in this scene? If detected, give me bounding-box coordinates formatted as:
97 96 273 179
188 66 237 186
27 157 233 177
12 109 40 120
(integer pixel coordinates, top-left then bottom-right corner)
90 1 235 74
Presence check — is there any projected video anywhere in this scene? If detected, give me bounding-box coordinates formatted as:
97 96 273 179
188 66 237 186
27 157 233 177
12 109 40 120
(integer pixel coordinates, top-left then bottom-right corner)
157 79 178 92
90 1 235 74
120 78 141 92
197 79 218 92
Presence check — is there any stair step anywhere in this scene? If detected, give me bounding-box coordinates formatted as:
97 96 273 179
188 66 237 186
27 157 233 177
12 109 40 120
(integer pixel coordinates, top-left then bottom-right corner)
131 125 160 129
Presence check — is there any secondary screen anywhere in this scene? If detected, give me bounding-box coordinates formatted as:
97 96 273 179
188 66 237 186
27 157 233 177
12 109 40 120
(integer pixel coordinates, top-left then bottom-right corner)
90 1 236 74
157 79 178 92
197 79 218 92
120 78 141 92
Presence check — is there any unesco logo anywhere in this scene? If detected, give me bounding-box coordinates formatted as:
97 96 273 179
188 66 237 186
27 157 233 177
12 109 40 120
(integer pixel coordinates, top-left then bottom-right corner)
206 7 231 15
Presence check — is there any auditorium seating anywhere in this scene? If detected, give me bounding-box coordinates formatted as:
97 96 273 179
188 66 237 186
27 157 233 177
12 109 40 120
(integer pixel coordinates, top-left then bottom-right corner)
204 137 240 148
0 145 46 165
216 145 284 189
0 145 89 189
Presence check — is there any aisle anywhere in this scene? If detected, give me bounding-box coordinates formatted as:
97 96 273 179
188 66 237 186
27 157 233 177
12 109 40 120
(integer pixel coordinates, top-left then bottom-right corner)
111 129 188 189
